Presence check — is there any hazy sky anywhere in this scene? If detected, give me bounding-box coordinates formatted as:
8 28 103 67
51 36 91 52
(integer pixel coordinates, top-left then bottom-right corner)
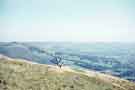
0 0 135 42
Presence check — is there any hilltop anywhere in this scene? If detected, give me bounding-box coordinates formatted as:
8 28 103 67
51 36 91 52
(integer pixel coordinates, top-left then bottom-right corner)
0 55 135 90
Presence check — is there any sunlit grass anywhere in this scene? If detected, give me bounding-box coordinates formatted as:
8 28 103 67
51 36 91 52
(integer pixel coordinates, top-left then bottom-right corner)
0 59 135 90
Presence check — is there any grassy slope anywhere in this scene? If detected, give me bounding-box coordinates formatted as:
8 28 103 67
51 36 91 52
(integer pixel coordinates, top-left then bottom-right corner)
0 58 135 90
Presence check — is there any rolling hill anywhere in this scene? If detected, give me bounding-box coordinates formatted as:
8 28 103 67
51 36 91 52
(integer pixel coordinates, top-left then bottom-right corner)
0 55 135 90
0 42 135 82
0 42 53 64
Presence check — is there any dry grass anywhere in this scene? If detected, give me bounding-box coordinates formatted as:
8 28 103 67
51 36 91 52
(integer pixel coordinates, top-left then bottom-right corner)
0 58 135 90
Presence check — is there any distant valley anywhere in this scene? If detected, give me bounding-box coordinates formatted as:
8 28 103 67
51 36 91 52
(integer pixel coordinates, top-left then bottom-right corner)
0 42 135 82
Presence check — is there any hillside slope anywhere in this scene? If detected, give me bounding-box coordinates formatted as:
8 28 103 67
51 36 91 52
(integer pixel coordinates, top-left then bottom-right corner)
1 42 135 82
0 56 135 90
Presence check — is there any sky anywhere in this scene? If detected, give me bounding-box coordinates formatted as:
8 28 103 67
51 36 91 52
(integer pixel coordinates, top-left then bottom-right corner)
0 0 135 42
